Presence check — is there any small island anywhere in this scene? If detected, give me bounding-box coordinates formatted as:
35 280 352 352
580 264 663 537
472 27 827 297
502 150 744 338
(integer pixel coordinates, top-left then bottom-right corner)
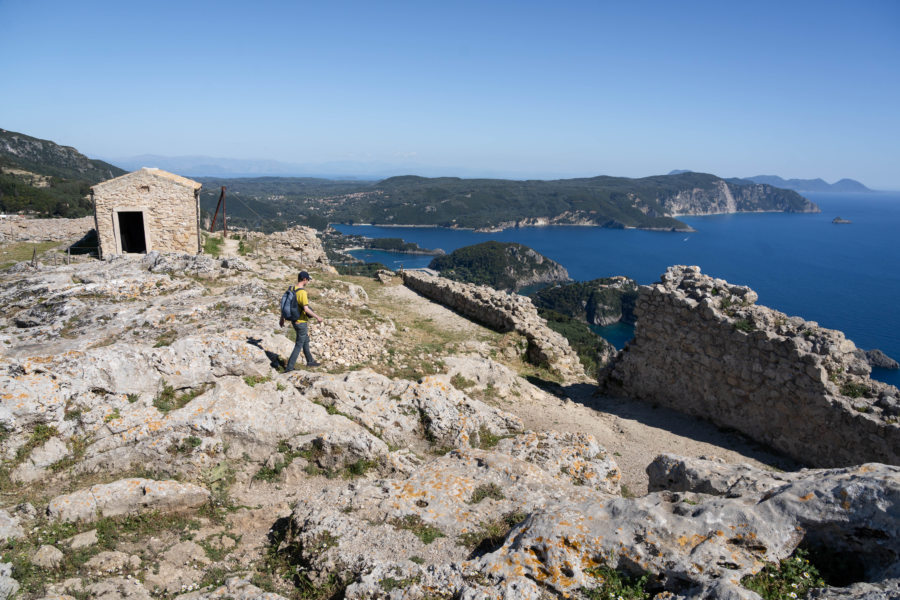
832 216 852 224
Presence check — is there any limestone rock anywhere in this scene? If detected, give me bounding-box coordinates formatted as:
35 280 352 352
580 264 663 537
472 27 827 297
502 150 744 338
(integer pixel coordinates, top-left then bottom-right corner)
0 509 24 542
809 577 900 600
84 551 141 574
647 453 795 496
867 349 899 370
83 576 152 600
32 544 65 569
287 435 620 597
172 577 290 599
0 561 19 600
479 461 899 597
67 529 98 549
495 430 621 493
11 435 70 483
293 369 523 450
48 478 210 523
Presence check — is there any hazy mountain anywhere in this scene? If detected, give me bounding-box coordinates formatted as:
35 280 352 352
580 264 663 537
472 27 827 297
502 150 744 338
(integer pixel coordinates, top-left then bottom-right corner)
109 154 576 180
668 170 872 193
743 175 872 193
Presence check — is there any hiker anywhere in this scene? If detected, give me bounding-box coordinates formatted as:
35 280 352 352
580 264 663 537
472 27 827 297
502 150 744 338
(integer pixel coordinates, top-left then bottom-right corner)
279 270 324 371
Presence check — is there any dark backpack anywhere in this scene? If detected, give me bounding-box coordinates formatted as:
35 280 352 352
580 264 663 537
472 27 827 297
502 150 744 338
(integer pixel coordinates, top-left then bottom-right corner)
280 286 302 322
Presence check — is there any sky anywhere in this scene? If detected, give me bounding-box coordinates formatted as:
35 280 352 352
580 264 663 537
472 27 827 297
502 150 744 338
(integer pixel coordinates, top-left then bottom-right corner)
1 0 899 188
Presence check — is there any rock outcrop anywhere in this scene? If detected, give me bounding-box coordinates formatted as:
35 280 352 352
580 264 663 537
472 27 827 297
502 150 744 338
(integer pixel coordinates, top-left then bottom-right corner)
428 241 570 292
401 270 587 383
600 266 900 467
867 349 899 370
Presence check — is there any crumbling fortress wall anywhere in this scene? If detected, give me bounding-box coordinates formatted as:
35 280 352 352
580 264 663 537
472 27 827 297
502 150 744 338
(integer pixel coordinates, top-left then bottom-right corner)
601 265 900 467
401 270 587 383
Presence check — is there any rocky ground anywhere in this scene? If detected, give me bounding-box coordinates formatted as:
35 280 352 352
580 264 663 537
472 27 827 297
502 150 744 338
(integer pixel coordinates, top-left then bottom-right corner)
0 222 897 600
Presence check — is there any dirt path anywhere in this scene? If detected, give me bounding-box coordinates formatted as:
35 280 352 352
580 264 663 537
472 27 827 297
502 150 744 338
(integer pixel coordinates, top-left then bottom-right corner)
376 283 798 495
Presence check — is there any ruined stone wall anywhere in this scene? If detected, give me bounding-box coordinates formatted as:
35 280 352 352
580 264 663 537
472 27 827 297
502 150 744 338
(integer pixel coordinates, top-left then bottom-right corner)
93 170 199 257
402 271 587 383
0 216 94 244
601 265 900 467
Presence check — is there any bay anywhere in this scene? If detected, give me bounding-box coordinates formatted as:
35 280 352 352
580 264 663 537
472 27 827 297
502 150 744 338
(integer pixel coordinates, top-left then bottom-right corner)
334 192 900 387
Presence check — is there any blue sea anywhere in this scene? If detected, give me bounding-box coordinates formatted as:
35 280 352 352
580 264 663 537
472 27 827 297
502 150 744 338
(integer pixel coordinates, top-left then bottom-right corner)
334 192 900 388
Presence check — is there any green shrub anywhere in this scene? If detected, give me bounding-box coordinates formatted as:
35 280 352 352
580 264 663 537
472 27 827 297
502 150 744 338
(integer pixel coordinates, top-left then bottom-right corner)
742 548 825 600
469 482 505 504
840 382 870 399
390 515 445 544
734 318 756 332
581 564 651 600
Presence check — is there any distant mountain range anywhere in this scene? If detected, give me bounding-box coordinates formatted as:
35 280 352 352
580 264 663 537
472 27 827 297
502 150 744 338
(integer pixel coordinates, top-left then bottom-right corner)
109 154 565 180
1 127 820 231
669 170 872 193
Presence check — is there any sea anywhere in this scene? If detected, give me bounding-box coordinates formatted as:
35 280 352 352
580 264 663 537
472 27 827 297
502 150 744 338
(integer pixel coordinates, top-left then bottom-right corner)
334 192 900 388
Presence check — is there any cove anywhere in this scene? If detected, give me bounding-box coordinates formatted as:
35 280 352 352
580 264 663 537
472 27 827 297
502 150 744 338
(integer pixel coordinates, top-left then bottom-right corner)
334 192 900 387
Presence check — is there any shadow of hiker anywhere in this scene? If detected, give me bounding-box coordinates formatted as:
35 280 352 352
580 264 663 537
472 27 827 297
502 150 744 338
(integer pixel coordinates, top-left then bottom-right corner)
247 336 284 370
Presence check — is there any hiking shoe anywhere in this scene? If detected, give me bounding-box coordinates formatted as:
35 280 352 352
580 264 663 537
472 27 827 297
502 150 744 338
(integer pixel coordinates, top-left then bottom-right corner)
307 361 321 367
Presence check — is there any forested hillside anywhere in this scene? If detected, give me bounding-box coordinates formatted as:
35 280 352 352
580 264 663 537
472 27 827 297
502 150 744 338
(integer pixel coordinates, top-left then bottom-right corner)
0 128 125 217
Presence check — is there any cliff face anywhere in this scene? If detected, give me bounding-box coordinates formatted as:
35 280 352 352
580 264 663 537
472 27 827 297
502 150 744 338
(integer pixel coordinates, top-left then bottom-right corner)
656 181 819 216
531 276 639 327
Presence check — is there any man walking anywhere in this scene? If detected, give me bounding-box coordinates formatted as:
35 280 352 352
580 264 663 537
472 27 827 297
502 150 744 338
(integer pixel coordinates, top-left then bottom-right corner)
279 271 324 371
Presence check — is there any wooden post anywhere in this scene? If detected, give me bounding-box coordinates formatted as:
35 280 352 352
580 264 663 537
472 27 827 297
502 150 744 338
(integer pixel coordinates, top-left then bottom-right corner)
31 247 36 267
209 186 227 234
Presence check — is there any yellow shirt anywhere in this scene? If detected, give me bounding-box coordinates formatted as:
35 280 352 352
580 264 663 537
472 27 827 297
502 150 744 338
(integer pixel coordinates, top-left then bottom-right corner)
293 286 309 322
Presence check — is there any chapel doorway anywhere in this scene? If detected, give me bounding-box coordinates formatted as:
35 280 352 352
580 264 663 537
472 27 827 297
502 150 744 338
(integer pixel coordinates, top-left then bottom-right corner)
118 211 147 253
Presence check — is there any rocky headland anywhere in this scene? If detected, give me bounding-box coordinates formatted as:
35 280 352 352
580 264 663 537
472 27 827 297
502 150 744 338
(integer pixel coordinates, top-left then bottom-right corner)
0 222 897 600
428 241 570 293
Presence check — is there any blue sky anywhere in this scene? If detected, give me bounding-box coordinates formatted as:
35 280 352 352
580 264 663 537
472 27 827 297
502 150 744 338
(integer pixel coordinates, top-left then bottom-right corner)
2 0 898 187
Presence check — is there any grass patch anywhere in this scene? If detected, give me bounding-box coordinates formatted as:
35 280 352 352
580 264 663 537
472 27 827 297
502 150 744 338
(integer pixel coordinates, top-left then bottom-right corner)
244 375 272 387
390 515 445 545
0 241 60 269
203 233 224 257
450 373 476 390
153 382 210 413
457 511 527 554
581 564 652 600
169 435 203 455
468 482 505 504
153 329 177 347
380 574 421 592
741 548 825 600
3 510 201 595
474 425 512 450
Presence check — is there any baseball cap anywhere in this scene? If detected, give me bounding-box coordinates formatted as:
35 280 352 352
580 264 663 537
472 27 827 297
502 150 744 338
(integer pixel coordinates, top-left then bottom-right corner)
298 271 312 281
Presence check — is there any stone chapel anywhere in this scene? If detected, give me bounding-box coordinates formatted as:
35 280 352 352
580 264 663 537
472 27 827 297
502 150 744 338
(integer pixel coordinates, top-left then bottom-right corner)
91 167 202 257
